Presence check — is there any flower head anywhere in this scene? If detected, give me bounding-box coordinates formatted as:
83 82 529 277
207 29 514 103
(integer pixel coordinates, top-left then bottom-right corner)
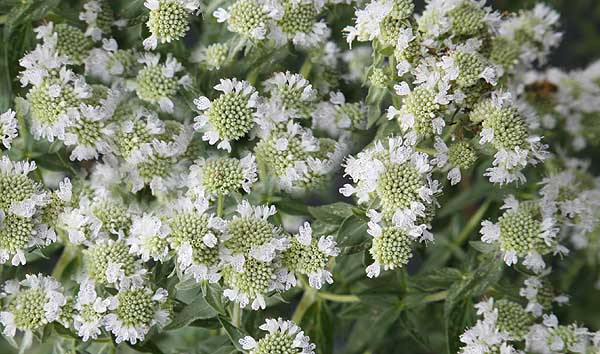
480 196 563 273
0 109 19 149
239 318 316 354
0 157 52 265
83 238 145 286
166 197 224 283
103 283 170 344
144 0 201 50
188 154 257 197
135 53 191 112
193 78 260 152
80 0 123 41
128 213 171 262
282 222 339 288
0 274 67 337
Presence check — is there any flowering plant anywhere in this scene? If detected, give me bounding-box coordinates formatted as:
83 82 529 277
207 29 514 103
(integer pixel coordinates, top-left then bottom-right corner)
0 0 600 353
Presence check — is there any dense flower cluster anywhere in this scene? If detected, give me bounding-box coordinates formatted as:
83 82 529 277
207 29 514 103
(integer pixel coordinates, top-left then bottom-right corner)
0 0 599 353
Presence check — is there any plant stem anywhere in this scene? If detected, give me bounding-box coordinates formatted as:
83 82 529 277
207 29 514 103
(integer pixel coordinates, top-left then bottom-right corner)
454 199 491 246
232 303 242 328
291 283 317 324
52 245 77 280
300 59 313 79
422 290 448 303
317 292 360 303
217 195 224 217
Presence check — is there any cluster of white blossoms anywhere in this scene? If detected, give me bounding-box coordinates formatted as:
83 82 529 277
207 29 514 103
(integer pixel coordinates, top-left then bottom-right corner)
213 0 329 49
1 0 600 352
518 60 600 152
344 0 562 185
0 157 63 265
239 318 316 354
460 292 598 354
0 274 68 338
340 134 440 277
0 110 18 149
479 195 564 273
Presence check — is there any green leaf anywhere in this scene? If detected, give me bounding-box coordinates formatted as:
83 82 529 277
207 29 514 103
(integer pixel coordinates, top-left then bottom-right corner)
201 281 228 315
469 241 498 254
79 342 115 354
165 297 218 331
409 268 463 292
128 340 167 354
443 254 504 354
0 37 12 111
302 300 334 354
208 345 239 354
218 316 247 352
336 215 368 247
308 202 354 224
444 299 474 354
273 197 309 215
34 154 72 172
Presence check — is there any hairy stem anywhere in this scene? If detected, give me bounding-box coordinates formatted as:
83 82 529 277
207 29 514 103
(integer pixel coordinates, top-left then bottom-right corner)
454 199 492 246
52 245 78 280
291 282 317 324
317 292 360 303
217 195 224 217
232 303 242 328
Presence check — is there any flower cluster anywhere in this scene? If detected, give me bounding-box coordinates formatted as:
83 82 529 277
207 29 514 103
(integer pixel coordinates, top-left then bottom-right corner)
214 0 328 48
460 296 598 354
341 134 440 277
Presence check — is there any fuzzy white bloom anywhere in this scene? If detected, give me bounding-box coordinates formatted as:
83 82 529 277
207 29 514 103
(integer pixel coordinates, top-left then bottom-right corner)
103 283 170 344
239 318 316 354
480 196 564 273
128 213 171 262
194 78 260 152
0 109 19 149
0 274 67 337
73 278 111 341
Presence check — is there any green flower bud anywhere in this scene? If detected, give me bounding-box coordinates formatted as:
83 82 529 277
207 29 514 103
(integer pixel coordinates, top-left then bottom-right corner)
146 0 194 48
227 0 269 38
136 65 179 105
448 141 477 170
497 203 551 258
55 24 93 63
369 68 389 88
453 51 485 88
278 0 317 36
490 37 521 74
447 1 486 37
495 299 533 340
376 160 425 210
203 43 229 70
84 240 138 285
370 226 414 271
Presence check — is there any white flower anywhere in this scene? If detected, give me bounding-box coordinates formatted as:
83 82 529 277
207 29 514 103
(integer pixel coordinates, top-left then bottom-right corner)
0 109 18 149
193 78 259 152
128 213 171 262
0 274 67 337
103 284 170 344
239 318 316 354
343 0 393 45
